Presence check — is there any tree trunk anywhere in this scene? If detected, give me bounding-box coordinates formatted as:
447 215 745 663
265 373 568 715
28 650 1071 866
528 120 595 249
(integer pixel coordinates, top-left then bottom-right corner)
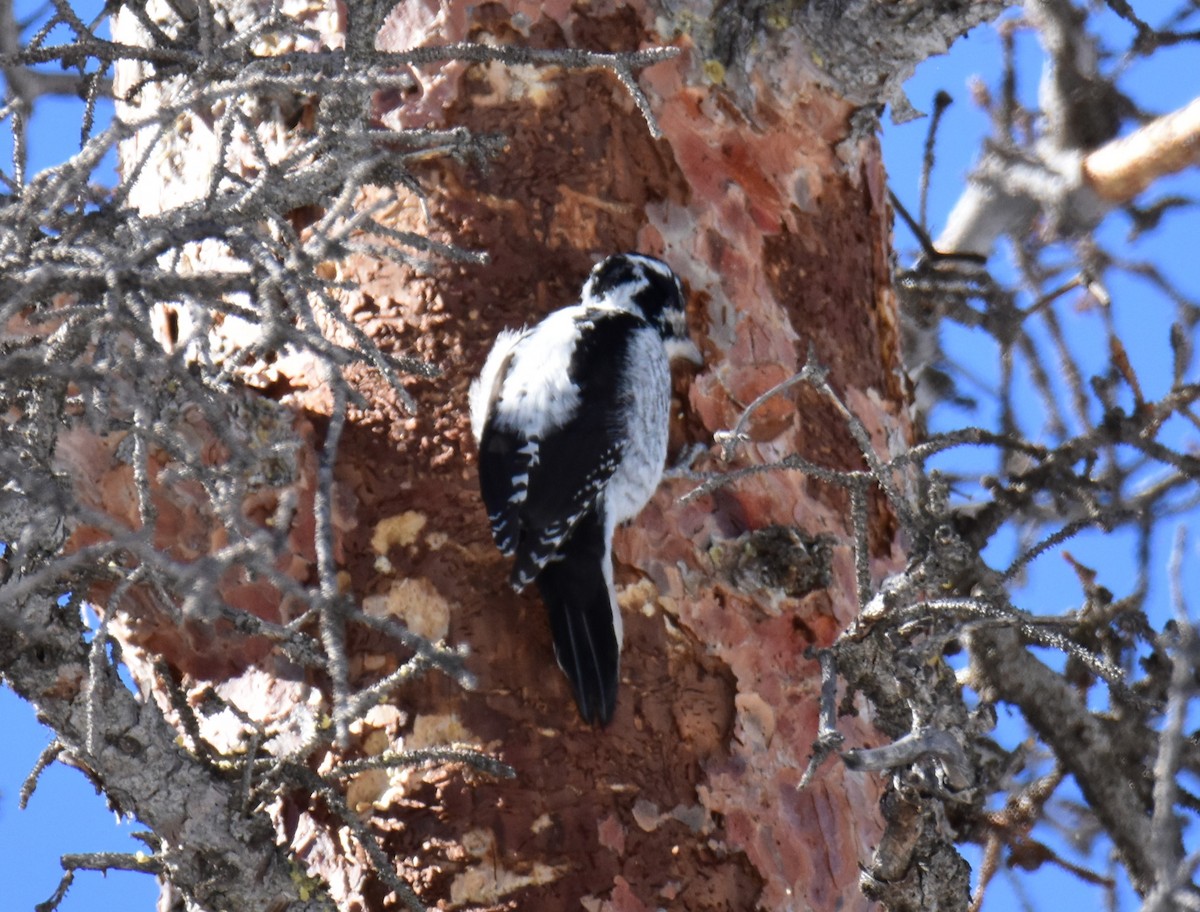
337 5 901 908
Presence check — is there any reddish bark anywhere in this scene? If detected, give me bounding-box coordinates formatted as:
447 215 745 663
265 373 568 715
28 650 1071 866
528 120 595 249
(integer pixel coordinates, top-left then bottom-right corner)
316 4 907 909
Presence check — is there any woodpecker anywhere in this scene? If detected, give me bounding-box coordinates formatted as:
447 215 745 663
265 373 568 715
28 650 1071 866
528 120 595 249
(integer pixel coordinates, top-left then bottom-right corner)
469 253 701 725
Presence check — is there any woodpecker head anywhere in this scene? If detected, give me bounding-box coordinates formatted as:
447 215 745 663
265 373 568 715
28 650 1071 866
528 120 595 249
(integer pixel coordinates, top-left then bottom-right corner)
583 253 702 365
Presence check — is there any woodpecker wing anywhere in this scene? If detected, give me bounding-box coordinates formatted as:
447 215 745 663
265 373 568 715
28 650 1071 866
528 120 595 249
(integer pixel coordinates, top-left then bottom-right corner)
510 309 643 586
476 426 527 558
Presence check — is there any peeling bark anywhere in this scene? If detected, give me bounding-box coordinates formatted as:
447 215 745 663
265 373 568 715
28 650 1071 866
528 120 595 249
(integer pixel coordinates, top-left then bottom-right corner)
338 3 911 909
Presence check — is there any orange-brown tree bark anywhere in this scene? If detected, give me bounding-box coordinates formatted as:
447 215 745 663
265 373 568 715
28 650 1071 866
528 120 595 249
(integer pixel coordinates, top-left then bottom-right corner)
319 4 908 908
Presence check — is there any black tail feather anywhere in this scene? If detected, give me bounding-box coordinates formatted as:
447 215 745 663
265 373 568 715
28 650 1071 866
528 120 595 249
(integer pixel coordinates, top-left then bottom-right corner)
533 512 619 725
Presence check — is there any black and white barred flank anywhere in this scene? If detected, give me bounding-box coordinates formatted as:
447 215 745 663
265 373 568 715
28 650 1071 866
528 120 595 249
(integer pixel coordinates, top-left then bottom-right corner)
469 253 700 725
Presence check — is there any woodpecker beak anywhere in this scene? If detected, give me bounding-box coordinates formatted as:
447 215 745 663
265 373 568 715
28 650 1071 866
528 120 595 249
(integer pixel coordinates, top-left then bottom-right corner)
666 337 703 365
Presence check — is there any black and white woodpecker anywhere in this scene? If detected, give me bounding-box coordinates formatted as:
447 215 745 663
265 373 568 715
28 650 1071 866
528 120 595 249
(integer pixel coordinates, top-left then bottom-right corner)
469 253 701 725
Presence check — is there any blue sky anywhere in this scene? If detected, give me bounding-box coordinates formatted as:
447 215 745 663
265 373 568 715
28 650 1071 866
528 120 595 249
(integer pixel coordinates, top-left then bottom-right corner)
884 8 1200 910
3 6 1199 911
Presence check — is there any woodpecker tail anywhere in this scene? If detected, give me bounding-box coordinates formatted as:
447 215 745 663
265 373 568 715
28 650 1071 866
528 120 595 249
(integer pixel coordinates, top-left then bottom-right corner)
533 511 620 726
